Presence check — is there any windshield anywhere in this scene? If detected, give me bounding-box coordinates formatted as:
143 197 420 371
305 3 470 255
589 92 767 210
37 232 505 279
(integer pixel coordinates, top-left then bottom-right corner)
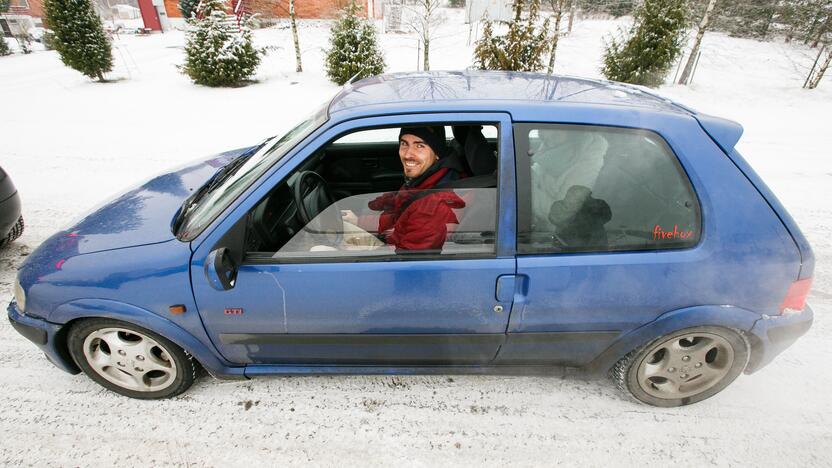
176 105 328 241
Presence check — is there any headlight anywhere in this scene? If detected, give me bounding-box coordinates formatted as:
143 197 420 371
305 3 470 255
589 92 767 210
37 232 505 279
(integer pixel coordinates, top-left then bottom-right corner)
14 276 26 313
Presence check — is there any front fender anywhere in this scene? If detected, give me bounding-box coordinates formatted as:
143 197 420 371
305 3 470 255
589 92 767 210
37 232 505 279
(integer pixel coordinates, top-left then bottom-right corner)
587 305 761 373
51 299 246 379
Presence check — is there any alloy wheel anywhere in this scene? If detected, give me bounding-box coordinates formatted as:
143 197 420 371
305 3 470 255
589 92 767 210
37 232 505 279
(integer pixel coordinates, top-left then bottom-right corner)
635 332 736 400
82 327 178 393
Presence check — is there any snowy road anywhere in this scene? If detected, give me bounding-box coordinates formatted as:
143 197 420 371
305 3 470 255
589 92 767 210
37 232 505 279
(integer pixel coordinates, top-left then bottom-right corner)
1 15 830 467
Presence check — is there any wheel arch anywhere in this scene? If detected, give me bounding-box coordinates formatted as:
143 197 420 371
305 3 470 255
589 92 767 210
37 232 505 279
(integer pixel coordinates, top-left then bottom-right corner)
588 305 761 373
51 299 246 379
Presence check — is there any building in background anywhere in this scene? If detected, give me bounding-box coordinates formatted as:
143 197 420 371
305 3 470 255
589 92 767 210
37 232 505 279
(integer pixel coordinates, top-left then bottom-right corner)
163 0 383 20
1 0 44 37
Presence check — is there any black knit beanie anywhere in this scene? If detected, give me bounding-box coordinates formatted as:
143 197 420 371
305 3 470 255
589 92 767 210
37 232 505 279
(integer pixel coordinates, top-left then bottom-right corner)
399 126 448 159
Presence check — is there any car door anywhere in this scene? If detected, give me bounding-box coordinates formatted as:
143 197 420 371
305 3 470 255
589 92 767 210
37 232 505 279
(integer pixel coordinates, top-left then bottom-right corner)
190 112 518 366
497 118 707 367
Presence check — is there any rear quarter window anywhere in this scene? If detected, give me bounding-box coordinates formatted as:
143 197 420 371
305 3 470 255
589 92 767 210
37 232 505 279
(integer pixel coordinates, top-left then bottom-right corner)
515 123 701 254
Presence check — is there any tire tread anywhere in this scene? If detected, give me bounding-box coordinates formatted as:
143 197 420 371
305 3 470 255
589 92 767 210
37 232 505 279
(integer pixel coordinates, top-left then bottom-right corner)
67 318 199 399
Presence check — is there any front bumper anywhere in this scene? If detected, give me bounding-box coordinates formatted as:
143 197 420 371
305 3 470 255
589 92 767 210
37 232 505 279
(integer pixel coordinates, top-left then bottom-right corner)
7 301 80 375
745 304 814 373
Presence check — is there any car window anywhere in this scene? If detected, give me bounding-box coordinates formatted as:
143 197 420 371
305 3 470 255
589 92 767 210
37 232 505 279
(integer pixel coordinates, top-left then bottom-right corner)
271 188 496 259
515 123 701 254
176 105 328 241
244 123 500 261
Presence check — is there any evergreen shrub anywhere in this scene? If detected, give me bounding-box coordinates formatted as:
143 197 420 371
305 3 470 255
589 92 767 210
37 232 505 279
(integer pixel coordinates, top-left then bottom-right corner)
179 0 199 19
0 37 10 56
601 0 688 87
44 0 114 81
181 0 262 87
472 0 550 72
325 2 386 86
41 29 57 50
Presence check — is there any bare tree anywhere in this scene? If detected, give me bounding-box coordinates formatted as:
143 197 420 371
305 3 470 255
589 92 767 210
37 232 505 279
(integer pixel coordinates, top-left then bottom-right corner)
567 0 576 33
803 2 830 46
806 44 831 88
811 14 830 48
545 0 568 74
404 0 445 71
678 0 718 85
290 0 302 72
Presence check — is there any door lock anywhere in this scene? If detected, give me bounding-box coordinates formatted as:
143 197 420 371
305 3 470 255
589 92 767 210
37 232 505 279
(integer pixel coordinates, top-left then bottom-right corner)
493 305 504 313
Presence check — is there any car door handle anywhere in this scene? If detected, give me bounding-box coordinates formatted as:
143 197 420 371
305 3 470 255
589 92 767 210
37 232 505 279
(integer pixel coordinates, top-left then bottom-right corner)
495 274 529 303
496 275 516 302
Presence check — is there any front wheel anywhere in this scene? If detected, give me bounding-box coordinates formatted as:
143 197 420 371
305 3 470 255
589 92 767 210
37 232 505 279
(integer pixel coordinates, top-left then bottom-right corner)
67 318 198 399
611 326 749 407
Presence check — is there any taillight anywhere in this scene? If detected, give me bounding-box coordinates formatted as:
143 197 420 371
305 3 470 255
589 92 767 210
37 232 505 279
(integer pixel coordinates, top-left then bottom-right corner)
780 278 812 315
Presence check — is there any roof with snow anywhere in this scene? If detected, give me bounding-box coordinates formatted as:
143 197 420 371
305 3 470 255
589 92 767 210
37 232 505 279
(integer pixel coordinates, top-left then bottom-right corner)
328 71 693 116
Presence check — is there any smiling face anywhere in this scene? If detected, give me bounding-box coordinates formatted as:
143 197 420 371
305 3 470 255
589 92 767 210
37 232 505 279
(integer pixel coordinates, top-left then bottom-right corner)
399 134 439 179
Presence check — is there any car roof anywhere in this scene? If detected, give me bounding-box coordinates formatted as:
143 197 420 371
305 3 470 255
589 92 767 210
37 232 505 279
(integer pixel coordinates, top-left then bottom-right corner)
328 71 694 117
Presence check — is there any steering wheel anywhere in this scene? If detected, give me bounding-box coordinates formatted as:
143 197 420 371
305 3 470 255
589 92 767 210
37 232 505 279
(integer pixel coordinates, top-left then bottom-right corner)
293 171 343 233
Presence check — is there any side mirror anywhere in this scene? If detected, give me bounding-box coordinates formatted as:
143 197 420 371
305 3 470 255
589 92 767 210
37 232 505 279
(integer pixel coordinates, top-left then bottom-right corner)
205 247 238 291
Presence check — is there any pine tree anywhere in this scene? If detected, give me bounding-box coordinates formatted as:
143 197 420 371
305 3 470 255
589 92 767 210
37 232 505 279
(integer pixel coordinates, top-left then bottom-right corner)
181 0 262 87
325 2 386 86
0 37 10 57
711 0 780 39
43 0 114 81
581 0 635 17
473 0 550 72
179 0 199 19
0 0 10 56
601 0 688 87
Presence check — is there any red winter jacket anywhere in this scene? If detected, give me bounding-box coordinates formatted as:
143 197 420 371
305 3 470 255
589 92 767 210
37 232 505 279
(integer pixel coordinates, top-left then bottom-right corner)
368 167 466 251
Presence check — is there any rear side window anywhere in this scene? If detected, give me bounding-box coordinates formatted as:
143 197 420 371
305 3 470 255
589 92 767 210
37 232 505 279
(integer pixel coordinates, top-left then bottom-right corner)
515 123 701 254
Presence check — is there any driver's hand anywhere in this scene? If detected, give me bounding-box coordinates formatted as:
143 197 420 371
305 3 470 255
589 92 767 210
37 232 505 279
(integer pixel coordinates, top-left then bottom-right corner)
341 209 359 226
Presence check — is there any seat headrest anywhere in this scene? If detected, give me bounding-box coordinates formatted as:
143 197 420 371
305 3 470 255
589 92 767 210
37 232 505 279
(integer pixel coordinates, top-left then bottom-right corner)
464 128 497 176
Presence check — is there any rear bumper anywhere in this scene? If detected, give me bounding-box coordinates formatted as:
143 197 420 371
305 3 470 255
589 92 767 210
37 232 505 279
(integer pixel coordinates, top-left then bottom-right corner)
745 304 814 373
7 302 81 375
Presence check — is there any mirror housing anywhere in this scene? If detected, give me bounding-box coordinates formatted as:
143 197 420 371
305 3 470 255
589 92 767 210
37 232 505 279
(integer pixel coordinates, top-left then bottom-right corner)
205 247 238 291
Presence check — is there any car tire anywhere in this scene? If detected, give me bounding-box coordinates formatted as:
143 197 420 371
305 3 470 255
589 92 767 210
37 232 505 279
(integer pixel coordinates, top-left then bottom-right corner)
611 326 749 407
0 216 23 248
67 318 198 399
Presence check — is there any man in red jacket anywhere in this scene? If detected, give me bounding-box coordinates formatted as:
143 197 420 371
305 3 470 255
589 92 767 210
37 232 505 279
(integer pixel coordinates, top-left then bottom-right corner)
367 126 466 251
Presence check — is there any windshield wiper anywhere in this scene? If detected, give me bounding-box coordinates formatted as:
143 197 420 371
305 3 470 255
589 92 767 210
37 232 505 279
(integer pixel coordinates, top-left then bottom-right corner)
173 140 271 236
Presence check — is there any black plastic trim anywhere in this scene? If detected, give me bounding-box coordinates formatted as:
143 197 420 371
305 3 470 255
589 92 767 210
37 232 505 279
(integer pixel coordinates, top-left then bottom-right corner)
9 315 48 345
220 333 506 346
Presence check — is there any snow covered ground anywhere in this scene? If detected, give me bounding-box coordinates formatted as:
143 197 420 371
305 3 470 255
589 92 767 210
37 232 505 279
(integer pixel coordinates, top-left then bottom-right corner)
1 10 830 466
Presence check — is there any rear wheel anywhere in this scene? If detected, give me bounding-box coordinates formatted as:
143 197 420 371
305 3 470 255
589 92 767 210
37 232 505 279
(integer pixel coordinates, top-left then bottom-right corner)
68 318 198 399
611 326 749 407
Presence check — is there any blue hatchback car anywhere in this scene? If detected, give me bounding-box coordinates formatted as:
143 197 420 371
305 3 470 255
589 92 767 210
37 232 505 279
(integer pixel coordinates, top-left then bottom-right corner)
9 72 814 406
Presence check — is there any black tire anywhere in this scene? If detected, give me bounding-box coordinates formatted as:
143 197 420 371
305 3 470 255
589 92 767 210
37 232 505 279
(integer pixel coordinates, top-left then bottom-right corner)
67 318 198 399
0 216 23 248
611 326 749 407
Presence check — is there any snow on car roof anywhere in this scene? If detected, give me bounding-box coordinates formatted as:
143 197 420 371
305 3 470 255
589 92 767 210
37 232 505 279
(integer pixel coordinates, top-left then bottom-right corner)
328 71 691 116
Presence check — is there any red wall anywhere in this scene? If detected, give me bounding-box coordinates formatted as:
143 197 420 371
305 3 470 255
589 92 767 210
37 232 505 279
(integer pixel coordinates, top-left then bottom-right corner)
164 0 367 19
8 0 44 18
137 0 163 30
